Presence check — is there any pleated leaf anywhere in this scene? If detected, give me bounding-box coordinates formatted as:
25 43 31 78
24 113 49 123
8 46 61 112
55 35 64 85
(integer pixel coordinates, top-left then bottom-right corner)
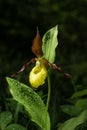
0 111 12 130
71 89 87 99
6 77 50 130
5 124 27 130
58 109 87 130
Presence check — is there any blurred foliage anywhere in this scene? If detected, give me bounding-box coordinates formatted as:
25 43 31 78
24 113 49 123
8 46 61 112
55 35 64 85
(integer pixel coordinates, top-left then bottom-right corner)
0 0 87 130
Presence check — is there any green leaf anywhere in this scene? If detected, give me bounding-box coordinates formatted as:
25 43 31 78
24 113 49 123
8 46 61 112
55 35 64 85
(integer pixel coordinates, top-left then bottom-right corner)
0 111 12 130
42 25 58 63
58 109 87 130
5 124 27 130
71 89 87 99
6 77 50 130
60 105 81 116
75 99 87 110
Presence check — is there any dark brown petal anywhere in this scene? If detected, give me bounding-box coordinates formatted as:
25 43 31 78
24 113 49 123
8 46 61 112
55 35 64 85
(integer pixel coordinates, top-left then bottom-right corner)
32 28 43 57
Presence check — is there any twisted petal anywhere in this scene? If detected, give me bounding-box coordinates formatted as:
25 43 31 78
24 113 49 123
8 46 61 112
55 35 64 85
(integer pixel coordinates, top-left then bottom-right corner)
29 64 47 88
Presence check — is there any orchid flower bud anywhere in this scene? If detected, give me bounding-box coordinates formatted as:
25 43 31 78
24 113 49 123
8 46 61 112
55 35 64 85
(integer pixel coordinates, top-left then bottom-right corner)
29 61 47 88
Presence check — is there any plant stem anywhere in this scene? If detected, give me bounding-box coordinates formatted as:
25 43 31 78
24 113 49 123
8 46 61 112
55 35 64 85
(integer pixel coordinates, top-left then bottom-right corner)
44 74 51 130
46 74 51 112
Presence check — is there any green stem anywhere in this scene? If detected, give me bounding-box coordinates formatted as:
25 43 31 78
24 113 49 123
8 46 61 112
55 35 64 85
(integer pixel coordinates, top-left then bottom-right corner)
46 74 51 112
44 74 51 130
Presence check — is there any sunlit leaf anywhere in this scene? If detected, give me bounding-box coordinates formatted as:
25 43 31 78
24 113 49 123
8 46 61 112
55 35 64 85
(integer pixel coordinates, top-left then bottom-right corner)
6 77 50 130
58 109 87 130
42 25 58 63
0 111 12 130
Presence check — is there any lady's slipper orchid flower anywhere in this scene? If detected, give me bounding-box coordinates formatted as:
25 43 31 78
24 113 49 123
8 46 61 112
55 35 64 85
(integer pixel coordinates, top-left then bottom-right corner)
11 27 71 89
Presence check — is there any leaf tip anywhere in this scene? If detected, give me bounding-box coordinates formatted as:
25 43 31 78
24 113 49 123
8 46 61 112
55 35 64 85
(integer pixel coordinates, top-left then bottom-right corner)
6 77 13 86
6 77 9 82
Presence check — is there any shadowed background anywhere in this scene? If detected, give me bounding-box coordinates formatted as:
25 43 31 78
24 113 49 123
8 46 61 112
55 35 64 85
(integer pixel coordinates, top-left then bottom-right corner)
0 0 87 129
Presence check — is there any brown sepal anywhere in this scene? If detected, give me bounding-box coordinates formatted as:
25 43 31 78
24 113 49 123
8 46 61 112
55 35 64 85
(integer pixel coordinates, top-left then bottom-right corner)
49 63 72 79
11 58 36 77
32 28 43 57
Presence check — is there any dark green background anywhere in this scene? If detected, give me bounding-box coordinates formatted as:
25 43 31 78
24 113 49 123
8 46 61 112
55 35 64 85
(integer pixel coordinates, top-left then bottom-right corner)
0 0 87 129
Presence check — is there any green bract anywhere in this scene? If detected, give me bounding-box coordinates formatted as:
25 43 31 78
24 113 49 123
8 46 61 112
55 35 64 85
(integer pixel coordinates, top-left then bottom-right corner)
42 25 58 63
